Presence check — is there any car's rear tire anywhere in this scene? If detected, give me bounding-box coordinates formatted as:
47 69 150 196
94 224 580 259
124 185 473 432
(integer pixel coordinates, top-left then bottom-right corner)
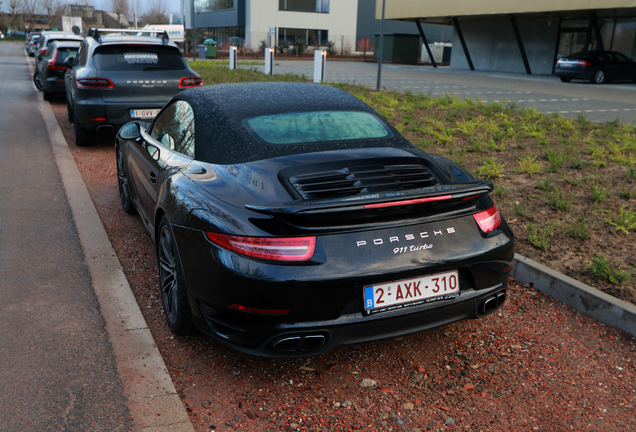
67 99 74 123
42 90 52 101
116 145 136 215
157 215 196 335
559 77 572 83
73 112 95 147
33 72 43 91
592 70 605 84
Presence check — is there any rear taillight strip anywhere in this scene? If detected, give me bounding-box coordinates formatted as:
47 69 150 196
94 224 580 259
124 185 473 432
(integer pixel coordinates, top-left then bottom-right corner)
77 78 115 89
179 76 203 88
364 195 453 209
206 232 316 262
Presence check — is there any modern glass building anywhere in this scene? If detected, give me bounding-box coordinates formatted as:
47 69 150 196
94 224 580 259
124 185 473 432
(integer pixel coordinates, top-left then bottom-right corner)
183 0 447 54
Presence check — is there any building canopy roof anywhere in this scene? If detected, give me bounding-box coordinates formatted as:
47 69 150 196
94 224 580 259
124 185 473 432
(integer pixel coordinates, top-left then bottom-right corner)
377 0 636 24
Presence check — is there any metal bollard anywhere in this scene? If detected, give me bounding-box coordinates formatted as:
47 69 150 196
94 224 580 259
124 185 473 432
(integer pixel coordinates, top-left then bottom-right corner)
313 50 326 83
229 46 237 70
264 48 274 76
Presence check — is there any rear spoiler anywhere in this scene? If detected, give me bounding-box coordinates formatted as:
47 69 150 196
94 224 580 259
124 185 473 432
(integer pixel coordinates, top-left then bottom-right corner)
245 180 493 216
87 28 170 44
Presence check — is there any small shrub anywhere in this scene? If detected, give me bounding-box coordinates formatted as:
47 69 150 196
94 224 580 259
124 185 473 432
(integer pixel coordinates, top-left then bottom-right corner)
494 184 508 198
619 188 636 200
545 149 569 173
537 178 553 191
605 206 636 234
477 157 506 179
567 215 592 240
517 156 543 175
590 184 608 203
571 157 585 169
589 254 632 285
512 199 529 217
527 223 552 250
547 189 575 211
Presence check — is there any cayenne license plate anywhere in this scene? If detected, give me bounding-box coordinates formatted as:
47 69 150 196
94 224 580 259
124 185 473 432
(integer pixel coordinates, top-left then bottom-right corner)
130 109 160 119
363 270 459 314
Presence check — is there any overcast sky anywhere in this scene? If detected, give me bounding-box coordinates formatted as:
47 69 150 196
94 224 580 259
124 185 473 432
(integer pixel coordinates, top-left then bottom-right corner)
93 0 183 17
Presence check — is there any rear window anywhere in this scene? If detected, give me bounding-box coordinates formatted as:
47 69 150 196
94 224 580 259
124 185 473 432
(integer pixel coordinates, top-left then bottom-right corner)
92 45 187 71
244 111 391 145
55 48 78 64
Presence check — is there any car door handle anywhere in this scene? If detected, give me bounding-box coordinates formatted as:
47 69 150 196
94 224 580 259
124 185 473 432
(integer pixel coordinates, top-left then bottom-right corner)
149 172 157 185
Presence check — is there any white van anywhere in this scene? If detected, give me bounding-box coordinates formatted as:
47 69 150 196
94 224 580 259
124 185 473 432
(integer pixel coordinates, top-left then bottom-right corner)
140 25 184 44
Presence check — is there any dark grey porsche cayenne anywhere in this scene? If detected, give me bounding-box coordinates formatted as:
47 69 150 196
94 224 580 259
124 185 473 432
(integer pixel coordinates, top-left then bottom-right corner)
65 28 202 147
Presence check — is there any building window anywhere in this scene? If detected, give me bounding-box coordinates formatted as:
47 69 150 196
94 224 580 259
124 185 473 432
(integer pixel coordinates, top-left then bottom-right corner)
194 0 234 14
279 0 329 13
279 28 328 47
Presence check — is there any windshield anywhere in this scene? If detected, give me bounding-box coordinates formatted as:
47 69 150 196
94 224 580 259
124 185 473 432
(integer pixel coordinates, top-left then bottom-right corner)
244 111 391 145
92 45 187 71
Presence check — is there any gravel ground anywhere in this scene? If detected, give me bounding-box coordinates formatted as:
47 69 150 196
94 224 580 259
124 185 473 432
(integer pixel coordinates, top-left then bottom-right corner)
47 99 636 432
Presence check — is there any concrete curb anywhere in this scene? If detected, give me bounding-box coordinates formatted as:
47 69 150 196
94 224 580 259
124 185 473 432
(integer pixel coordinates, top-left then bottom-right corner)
34 63 194 430
512 253 636 337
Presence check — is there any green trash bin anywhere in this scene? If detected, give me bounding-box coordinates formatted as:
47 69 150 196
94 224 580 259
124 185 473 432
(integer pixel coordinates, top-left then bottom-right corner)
203 39 217 59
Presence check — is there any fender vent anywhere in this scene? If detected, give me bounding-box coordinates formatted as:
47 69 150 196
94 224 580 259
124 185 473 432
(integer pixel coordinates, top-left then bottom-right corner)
290 164 437 200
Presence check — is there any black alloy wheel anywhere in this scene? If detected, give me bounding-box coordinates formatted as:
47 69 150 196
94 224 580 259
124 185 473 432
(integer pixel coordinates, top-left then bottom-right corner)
33 71 43 91
157 216 196 335
116 145 136 215
592 69 605 84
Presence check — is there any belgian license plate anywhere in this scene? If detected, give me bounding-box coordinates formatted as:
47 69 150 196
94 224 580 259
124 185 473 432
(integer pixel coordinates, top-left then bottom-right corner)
363 270 459 314
130 109 160 119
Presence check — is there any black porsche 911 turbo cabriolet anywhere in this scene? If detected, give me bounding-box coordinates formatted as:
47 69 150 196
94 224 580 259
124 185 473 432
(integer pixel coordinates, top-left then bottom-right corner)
116 82 514 357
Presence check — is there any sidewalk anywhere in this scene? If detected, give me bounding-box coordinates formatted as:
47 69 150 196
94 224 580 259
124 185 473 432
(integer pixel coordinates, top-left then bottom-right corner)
0 42 192 431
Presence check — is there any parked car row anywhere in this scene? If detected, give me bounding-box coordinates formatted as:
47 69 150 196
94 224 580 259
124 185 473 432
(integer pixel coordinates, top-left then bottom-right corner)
29 28 202 146
31 30 515 357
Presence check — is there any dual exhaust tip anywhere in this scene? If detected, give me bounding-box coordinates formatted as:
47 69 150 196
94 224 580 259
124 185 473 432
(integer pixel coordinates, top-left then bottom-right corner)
479 290 506 316
271 333 328 353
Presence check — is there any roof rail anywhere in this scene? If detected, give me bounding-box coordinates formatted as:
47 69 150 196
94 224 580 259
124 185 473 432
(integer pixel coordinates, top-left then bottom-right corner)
87 28 170 44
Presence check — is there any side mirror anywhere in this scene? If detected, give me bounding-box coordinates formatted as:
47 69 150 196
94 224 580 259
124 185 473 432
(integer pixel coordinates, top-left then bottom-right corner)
147 145 160 161
37 53 43 61
65 57 75 68
119 122 141 140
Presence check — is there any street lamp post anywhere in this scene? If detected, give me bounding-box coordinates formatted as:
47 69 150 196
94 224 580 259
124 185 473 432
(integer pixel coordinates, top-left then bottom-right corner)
376 0 386 92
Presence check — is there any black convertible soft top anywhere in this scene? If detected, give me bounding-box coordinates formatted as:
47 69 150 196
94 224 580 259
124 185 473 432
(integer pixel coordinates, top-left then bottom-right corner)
174 82 415 165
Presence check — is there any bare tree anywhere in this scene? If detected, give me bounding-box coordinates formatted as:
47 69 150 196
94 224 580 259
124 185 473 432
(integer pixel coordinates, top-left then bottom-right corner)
109 0 129 27
142 0 168 25
21 0 41 30
6 0 23 31
41 0 57 28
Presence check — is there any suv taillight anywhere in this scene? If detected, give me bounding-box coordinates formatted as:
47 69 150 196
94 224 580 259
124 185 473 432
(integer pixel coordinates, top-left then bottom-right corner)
77 78 115 89
46 51 65 70
179 76 203 88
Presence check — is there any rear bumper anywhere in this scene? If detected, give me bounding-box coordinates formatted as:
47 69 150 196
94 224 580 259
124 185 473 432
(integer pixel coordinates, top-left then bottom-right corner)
196 282 509 357
554 67 594 81
42 76 67 94
74 99 166 132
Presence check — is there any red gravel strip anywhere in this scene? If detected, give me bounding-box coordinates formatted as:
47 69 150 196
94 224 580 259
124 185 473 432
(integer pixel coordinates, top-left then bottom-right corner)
49 100 636 432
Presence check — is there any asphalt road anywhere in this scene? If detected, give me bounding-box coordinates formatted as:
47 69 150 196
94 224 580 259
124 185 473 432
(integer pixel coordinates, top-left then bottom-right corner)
0 41 134 431
243 59 636 125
